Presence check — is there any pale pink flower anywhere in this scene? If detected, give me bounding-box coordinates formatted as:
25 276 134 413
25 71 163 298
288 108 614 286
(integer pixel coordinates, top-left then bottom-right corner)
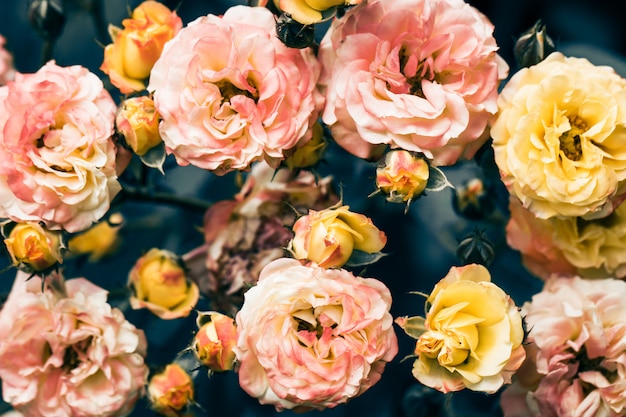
318 0 508 165
0 271 148 417
0 61 120 233
0 35 15 86
148 6 323 175
502 276 626 417
234 258 398 411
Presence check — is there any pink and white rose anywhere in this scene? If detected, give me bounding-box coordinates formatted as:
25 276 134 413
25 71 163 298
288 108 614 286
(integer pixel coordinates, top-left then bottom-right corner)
0 271 148 417
318 0 508 165
234 258 398 411
0 61 120 233
148 6 323 175
502 276 626 417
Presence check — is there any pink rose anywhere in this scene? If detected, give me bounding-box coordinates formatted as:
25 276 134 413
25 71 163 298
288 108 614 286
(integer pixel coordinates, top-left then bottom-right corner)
318 0 508 165
234 258 398 411
0 35 15 86
502 276 626 416
0 271 148 417
148 6 323 175
0 61 120 233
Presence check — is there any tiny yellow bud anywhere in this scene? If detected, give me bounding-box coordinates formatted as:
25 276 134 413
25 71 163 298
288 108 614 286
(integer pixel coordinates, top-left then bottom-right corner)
375 150 429 204
116 96 162 155
285 122 327 170
67 213 123 262
4 222 63 271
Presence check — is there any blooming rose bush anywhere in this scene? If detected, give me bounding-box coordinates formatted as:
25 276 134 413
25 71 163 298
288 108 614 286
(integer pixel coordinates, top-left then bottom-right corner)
0 61 120 233
502 276 626 417
148 6 323 175
318 0 508 165
0 271 148 417
234 258 398 411
492 52 626 219
399 264 525 394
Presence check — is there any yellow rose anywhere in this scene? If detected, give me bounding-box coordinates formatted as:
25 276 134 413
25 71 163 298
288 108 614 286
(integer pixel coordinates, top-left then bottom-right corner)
128 248 199 319
4 222 63 271
147 363 194 417
492 52 626 219
101 1 182 94
67 213 123 262
116 96 162 156
285 122 327 170
375 150 429 205
193 311 238 372
273 0 363 25
290 205 387 268
404 264 525 394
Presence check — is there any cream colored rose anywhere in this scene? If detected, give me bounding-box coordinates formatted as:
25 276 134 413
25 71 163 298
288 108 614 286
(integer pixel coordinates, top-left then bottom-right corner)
551 200 626 278
410 264 525 394
492 52 626 219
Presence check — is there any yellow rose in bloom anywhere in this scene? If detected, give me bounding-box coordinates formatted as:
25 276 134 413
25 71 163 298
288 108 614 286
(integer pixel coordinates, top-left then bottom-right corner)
492 52 626 219
128 248 199 319
4 222 63 271
116 96 162 156
67 213 123 262
193 311 238 372
101 1 182 94
147 363 194 417
273 0 363 25
375 150 429 205
405 264 525 394
290 205 387 268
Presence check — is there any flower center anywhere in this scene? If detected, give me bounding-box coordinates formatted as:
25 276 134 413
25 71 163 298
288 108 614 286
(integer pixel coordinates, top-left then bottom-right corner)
62 336 93 371
559 116 586 161
399 48 430 98
216 80 258 104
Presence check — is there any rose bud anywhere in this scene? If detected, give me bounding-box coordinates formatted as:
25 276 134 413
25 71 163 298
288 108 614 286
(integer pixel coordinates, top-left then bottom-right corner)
193 311 238 372
513 19 555 69
290 205 387 268
147 363 194 417
116 96 162 155
128 248 199 319
101 0 182 94
285 122 327 170
4 222 63 272
67 213 123 262
272 0 363 25
375 150 429 206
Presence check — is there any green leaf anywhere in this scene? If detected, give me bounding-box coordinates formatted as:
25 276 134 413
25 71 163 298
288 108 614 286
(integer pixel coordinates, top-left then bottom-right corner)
139 142 166 174
343 250 388 268
425 165 454 192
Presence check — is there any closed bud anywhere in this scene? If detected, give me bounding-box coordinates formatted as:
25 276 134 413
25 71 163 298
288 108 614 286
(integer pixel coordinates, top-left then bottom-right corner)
116 96 162 155
285 122 327 170
148 363 195 417
456 229 495 267
513 20 555 69
375 150 429 206
27 0 66 41
193 311 238 372
4 222 63 272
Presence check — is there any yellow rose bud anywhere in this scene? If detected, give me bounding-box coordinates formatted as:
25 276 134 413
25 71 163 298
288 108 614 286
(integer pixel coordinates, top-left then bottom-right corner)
148 363 194 417
273 0 363 25
4 222 63 271
409 264 526 394
67 213 123 262
375 150 429 204
116 96 162 155
285 122 327 170
193 311 238 372
101 1 182 94
290 205 387 268
128 248 199 319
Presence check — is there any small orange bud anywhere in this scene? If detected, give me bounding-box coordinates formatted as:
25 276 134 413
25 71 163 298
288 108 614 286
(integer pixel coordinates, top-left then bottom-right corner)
375 150 429 205
4 222 63 272
148 363 194 417
194 311 238 372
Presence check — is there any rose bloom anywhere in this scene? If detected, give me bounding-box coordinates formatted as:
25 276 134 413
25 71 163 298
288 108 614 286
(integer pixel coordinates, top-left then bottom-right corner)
183 161 338 314
0 61 120 233
318 0 508 165
4 222 63 272
148 6 323 175
129 248 200 320
501 276 626 417
0 271 148 417
506 196 577 280
411 264 525 394
101 0 182 94
492 52 626 219
147 363 194 417
271 0 363 25
290 205 387 268
0 35 15 86
234 258 398 411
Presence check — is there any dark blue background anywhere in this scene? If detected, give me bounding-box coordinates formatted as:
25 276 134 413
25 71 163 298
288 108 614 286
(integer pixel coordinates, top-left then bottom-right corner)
1 1 626 416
